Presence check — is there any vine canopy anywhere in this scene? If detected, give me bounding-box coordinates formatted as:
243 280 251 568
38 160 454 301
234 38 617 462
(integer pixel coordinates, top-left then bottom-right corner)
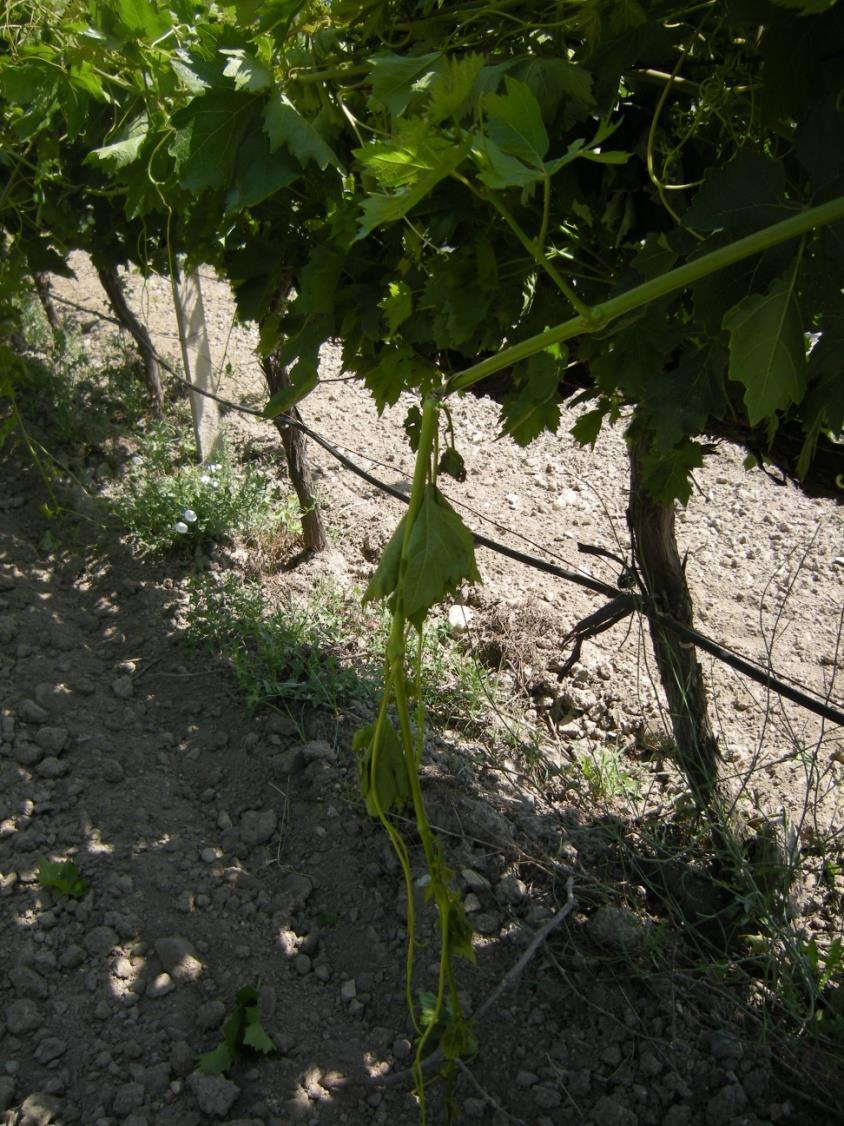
1 0 843 499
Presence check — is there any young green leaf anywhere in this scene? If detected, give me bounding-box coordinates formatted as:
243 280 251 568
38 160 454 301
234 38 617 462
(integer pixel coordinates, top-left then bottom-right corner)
36 858 88 900
722 272 807 426
401 486 481 629
353 720 411 817
362 511 408 607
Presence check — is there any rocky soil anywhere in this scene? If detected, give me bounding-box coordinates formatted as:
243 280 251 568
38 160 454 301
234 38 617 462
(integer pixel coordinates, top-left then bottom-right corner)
0 257 842 1125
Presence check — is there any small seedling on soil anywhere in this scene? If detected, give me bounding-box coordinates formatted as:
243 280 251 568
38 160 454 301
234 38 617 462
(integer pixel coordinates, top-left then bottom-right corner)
36 858 88 899
198 980 275 1075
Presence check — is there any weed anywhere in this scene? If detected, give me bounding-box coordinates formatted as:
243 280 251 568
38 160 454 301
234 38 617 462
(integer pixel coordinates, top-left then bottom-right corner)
114 444 300 556
185 573 377 714
576 745 642 801
36 858 88 900
198 980 275 1075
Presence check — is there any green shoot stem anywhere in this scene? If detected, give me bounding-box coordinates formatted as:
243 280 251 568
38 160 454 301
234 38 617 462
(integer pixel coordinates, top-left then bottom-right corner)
441 194 844 396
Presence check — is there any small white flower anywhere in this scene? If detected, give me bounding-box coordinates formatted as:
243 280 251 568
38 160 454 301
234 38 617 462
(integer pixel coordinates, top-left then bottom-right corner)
199 474 211 485
173 521 189 534
182 509 197 523
208 463 221 472
131 455 143 465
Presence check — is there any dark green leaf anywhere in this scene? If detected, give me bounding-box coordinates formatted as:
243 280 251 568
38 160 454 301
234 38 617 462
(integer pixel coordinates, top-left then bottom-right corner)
380 280 413 335
484 78 549 167
171 91 258 191
197 1042 235 1076
264 92 343 171
513 57 595 118
221 49 273 92
426 54 485 123
640 439 705 506
684 150 793 235
116 0 172 38
570 407 605 448
439 447 466 482
86 113 149 171
225 132 300 213
644 344 728 450
500 350 562 446
722 272 807 425
474 135 545 189
242 1013 275 1054
403 405 422 451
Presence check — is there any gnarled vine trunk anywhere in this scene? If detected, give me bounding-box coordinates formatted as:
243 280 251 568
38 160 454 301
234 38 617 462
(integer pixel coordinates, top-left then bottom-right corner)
627 432 721 811
96 265 163 416
260 352 327 555
31 273 64 350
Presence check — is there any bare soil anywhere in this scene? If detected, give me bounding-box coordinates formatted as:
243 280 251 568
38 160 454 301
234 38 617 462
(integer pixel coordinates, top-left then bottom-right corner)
1 257 843 1126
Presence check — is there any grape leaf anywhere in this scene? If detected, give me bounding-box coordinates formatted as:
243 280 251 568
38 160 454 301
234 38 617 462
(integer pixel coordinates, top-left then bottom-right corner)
484 78 549 167
221 49 273 92
171 91 258 191
264 92 343 171
439 447 466 482
640 439 705 506
86 113 149 171
499 350 562 446
242 1008 275 1054
426 54 485 123
684 150 793 235
369 50 443 117
722 272 807 426
356 134 471 237
115 0 172 39
362 511 408 607
225 131 300 213
402 486 480 629
380 280 413 335
353 720 411 818
570 406 606 449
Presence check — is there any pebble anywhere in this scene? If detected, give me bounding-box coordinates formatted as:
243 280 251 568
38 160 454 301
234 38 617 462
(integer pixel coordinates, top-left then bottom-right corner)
591 1094 638 1124
34 727 68 753
706 1082 747 1124
189 1071 240 1118
111 676 134 699
36 756 69 779
17 1091 61 1125
294 954 312 976
197 1000 226 1030
112 1081 145 1115
146 973 175 998
34 1039 66 1065
85 926 119 958
155 935 204 983
240 809 278 847
447 605 475 637
0 1077 14 1111
19 699 49 724
5 998 44 1034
